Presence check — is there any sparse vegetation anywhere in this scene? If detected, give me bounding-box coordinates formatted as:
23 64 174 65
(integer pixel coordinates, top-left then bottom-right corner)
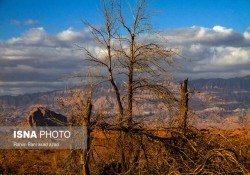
0 129 249 174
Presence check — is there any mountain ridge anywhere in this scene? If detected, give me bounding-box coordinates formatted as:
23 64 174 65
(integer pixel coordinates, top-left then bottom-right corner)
0 75 250 127
189 75 250 91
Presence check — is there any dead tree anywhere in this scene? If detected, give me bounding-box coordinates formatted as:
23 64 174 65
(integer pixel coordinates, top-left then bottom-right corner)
180 78 188 134
82 0 177 124
81 0 178 174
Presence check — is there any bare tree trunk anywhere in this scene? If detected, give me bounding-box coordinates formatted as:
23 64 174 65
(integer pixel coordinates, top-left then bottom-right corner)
180 78 188 134
107 28 124 120
127 33 135 125
81 97 92 175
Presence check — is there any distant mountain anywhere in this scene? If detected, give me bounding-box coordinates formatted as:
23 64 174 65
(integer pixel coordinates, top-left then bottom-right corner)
189 75 250 92
0 90 62 109
189 75 250 109
20 106 67 127
0 75 250 127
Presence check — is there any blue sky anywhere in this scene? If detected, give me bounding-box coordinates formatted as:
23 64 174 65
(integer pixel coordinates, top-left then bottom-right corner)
1 0 250 39
152 0 250 33
0 0 250 95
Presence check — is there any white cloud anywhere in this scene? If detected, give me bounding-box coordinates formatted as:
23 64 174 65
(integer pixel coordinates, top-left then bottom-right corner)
195 26 234 42
166 25 247 47
7 27 91 47
212 26 233 34
211 47 250 65
7 27 48 45
57 27 84 41
244 31 250 40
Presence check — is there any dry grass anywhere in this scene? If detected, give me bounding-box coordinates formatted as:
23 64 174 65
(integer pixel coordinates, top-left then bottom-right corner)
0 129 249 174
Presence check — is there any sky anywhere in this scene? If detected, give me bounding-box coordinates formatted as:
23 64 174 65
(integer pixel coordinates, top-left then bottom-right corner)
0 0 250 95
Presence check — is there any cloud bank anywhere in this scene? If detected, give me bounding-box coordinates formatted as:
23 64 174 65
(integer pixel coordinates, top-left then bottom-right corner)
164 26 250 79
0 26 250 95
0 27 91 95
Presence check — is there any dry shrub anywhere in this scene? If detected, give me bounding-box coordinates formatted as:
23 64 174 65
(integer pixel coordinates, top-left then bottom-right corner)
83 127 249 174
